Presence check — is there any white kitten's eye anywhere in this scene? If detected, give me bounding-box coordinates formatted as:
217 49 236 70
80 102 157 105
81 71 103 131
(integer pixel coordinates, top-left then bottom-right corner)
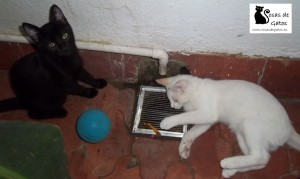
48 42 56 48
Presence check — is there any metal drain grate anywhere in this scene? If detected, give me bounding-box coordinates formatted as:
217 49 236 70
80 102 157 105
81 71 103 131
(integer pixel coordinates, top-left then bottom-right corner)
132 86 187 138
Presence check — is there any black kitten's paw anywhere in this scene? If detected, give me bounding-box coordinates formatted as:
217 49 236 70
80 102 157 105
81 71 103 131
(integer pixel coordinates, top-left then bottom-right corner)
95 79 107 89
85 88 98 98
56 108 68 118
29 108 67 119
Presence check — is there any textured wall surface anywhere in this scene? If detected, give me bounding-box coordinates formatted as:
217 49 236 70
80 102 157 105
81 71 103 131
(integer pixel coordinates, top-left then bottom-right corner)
0 0 299 58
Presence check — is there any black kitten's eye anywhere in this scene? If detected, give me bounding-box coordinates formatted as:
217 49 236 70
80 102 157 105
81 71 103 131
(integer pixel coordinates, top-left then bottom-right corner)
48 42 56 48
62 33 69 40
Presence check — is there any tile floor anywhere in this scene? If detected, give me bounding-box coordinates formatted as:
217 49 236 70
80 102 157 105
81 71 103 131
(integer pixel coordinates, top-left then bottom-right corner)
0 70 300 179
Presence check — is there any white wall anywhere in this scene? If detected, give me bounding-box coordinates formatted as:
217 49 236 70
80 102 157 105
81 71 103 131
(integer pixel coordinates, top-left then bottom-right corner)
0 0 299 58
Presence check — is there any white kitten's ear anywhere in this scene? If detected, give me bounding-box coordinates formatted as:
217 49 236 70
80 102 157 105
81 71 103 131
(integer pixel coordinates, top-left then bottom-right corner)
50 4 67 24
172 80 188 93
22 23 40 43
156 78 171 86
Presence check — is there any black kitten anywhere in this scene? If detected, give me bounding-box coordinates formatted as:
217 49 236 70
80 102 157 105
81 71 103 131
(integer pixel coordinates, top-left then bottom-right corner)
0 5 107 119
255 6 270 24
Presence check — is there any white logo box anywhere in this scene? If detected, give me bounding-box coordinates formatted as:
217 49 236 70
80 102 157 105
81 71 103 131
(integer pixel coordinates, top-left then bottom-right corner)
249 4 292 34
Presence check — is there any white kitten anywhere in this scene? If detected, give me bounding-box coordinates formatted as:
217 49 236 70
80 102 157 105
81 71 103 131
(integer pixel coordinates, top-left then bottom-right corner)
156 74 300 178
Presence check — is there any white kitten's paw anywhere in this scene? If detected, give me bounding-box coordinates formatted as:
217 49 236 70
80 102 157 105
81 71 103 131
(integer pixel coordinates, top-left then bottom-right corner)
222 169 236 178
179 143 191 159
160 118 174 130
220 158 233 169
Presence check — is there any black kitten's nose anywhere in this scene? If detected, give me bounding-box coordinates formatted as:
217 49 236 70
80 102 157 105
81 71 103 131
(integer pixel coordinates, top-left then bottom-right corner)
60 46 72 55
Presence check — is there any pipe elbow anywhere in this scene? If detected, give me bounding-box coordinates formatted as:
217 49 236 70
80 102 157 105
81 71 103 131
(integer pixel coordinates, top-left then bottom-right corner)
152 49 169 75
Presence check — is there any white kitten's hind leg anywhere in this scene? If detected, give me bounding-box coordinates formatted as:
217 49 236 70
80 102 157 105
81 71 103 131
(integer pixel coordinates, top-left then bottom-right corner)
222 169 237 178
179 124 212 159
220 152 269 169
236 132 249 155
220 151 269 178
222 165 265 178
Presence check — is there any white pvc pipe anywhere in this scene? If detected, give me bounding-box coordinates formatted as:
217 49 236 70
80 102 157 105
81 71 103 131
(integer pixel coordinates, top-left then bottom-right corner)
0 34 168 75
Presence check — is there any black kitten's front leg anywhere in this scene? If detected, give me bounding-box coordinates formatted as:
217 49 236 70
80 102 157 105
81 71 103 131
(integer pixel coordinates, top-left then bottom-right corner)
70 85 98 98
78 69 107 89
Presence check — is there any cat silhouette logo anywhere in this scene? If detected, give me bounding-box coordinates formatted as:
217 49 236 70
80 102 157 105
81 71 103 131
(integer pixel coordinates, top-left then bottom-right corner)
254 6 270 24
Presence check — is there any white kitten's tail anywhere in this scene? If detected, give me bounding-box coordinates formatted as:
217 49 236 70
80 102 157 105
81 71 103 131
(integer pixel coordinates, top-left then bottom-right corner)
287 129 300 151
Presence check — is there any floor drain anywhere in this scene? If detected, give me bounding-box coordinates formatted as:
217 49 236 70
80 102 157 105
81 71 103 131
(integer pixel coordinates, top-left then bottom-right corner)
132 86 187 138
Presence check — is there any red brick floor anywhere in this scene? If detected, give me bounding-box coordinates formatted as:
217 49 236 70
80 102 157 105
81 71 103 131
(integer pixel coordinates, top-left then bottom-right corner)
0 70 300 179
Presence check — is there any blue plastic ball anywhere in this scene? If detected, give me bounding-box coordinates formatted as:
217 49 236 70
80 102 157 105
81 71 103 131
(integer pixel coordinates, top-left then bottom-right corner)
76 109 112 143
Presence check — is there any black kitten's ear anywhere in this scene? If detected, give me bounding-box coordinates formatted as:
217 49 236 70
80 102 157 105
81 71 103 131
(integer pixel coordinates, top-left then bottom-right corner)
22 23 40 43
49 4 67 24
